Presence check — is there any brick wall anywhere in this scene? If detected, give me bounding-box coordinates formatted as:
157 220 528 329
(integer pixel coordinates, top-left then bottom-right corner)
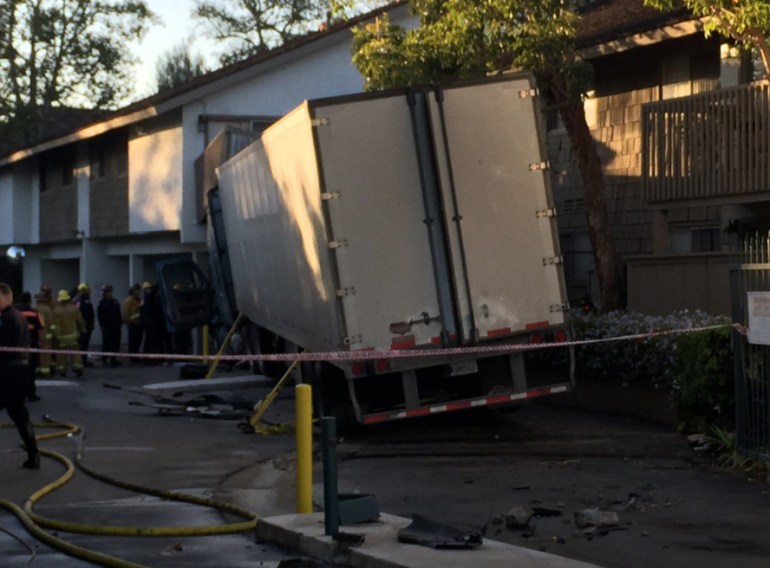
90 137 129 237
39 152 77 243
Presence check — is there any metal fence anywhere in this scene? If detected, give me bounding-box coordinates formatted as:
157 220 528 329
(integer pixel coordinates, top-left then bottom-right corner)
730 233 770 462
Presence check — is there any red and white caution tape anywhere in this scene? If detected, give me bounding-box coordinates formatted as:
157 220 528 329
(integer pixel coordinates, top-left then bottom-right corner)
0 324 736 363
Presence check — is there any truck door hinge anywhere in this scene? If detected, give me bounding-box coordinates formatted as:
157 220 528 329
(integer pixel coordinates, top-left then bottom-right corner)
321 192 340 201
536 208 557 219
336 287 356 297
518 88 539 99
550 303 570 313
329 239 348 249
311 118 329 127
542 256 564 266
529 161 550 172
343 335 362 346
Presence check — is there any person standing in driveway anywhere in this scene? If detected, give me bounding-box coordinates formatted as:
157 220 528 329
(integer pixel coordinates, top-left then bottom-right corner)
74 283 95 367
52 289 86 378
97 284 122 367
123 284 143 363
141 282 166 365
0 283 40 469
14 292 43 401
34 286 55 378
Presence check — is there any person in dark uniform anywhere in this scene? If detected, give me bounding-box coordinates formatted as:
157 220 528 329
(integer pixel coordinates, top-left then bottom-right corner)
0 282 40 469
97 284 122 367
141 282 166 365
75 283 95 367
14 292 43 401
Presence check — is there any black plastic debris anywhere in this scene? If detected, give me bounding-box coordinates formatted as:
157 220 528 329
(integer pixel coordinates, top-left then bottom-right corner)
397 514 483 549
531 506 562 517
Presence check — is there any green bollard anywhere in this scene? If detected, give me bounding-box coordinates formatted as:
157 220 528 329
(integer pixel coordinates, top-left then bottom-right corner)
322 416 339 536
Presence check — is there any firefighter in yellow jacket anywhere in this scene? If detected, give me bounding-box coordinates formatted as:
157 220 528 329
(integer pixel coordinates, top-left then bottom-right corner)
33 286 56 377
52 289 86 377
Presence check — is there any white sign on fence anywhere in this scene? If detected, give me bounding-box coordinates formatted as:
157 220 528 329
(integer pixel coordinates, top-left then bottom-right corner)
748 292 770 345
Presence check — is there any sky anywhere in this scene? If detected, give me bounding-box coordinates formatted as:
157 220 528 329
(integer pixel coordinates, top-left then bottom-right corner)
130 0 217 100
130 0 385 101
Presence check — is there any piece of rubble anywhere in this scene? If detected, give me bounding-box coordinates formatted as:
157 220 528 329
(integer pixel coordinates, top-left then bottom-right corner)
687 433 707 445
531 506 562 517
574 508 620 529
505 507 533 529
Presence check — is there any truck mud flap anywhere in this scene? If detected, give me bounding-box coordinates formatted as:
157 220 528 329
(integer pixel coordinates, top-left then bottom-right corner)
360 382 570 425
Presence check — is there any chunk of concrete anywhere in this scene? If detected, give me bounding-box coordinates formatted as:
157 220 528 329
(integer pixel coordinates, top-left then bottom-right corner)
573 509 619 529
505 507 533 529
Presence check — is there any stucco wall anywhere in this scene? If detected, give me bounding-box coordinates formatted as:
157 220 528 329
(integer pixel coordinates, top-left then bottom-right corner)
0 172 13 244
128 124 183 233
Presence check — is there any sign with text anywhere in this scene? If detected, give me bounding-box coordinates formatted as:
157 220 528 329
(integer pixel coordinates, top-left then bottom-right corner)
748 292 770 345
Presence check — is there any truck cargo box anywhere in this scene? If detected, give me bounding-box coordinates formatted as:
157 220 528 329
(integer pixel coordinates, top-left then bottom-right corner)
215 74 567 359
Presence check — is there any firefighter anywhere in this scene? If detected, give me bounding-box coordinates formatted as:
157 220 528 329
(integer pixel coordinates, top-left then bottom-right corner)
14 292 43 401
123 283 143 362
75 283 95 367
52 289 86 377
33 285 56 378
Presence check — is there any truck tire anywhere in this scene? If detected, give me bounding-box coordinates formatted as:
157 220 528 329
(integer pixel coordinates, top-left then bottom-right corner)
242 323 284 379
302 361 358 434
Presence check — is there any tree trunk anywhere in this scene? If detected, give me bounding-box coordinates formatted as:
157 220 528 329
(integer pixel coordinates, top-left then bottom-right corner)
550 87 623 312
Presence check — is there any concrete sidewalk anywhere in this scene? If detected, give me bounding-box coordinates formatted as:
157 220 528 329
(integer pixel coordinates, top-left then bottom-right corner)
257 512 601 568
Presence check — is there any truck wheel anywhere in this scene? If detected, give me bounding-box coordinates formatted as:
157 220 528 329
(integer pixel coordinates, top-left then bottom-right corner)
302 362 358 434
243 323 284 379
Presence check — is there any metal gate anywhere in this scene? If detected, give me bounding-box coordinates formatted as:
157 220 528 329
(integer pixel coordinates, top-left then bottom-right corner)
730 233 770 463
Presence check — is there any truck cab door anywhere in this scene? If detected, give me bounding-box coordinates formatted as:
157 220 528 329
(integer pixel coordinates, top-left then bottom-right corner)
156 257 214 332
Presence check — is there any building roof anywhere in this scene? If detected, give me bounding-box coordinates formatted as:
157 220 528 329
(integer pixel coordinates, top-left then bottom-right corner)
0 0 696 166
576 0 692 47
0 1 409 165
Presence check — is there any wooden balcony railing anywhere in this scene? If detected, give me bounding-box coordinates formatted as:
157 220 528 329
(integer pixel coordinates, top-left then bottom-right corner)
643 81 770 203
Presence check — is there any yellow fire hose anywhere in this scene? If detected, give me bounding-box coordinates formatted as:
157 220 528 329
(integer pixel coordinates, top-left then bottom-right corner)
0 417 260 567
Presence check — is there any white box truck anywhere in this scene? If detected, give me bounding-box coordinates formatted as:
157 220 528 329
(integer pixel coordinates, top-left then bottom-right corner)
159 74 571 425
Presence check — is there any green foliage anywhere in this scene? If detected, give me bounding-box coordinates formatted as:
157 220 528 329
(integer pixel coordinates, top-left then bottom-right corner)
155 43 209 92
0 0 155 150
706 425 769 477
644 0 770 75
571 310 734 433
674 326 734 433
351 0 587 96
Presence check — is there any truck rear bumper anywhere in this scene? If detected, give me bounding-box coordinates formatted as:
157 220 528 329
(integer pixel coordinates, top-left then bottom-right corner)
360 382 570 425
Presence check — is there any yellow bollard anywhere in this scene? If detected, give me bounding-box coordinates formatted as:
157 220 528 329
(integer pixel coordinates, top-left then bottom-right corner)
295 383 313 514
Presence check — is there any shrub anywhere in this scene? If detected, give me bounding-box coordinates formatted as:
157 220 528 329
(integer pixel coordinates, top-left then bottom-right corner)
674 327 734 432
570 310 733 432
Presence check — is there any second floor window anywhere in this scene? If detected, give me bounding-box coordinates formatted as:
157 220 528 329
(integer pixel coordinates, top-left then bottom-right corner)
90 147 106 179
61 153 75 187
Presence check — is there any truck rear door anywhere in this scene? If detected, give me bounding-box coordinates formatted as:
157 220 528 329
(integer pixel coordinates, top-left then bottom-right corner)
311 94 445 351
428 76 567 343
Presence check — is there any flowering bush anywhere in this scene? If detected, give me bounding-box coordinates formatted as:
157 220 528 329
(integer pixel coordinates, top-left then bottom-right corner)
571 309 734 431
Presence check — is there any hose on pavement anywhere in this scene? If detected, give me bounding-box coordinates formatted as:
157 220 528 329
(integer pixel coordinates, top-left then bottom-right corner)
0 417 260 567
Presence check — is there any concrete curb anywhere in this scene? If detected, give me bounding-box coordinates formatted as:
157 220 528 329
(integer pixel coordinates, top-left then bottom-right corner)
257 512 602 568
